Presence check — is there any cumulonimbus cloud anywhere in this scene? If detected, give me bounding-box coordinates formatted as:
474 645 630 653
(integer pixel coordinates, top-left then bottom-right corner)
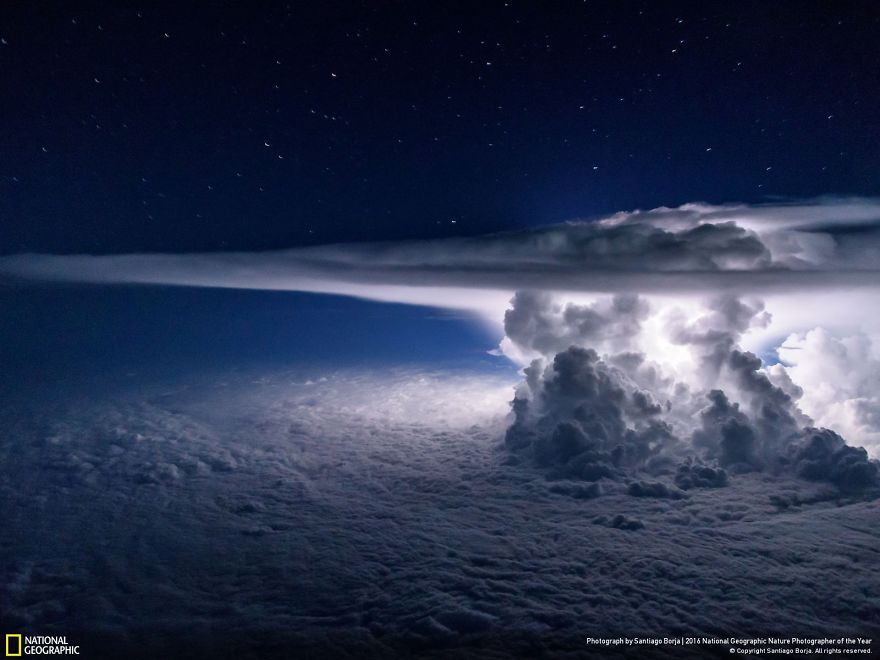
3 197 879 470
502 290 879 490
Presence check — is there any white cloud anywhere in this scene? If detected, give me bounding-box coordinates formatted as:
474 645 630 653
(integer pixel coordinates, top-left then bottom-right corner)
777 328 880 454
2 198 879 309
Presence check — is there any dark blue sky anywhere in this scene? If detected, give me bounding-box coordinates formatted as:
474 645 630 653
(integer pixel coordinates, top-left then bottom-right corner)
0 284 512 394
2 1 878 255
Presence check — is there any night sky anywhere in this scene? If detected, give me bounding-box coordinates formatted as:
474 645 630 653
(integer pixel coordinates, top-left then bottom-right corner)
2 1 879 255
4 4 880 659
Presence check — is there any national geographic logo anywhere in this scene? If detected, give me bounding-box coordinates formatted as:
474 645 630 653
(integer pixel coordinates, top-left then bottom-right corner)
4 636 20 657
5 635 80 655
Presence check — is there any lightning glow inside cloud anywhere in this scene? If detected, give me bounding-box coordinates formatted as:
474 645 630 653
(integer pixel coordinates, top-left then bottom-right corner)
2 197 879 468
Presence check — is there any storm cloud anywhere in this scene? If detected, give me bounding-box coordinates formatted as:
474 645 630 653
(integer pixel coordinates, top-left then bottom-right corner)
3 197 879 489
499 288 879 493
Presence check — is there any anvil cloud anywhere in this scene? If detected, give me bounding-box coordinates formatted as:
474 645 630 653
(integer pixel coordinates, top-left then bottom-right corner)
2 198 880 304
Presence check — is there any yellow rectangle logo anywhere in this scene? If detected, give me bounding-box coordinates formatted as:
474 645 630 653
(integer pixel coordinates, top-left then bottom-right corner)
5 634 22 657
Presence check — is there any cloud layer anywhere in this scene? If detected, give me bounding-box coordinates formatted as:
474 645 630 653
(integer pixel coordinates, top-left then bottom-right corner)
3 369 879 657
2 198 880 305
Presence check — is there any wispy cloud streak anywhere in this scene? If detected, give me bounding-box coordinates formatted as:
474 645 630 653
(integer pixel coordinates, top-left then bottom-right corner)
2 198 879 306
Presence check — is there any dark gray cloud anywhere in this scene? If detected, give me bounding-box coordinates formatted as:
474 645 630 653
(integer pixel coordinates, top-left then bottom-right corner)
626 480 685 499
674 462 729 490
504 291 650 357
788 428 879 491
504 344 683 482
